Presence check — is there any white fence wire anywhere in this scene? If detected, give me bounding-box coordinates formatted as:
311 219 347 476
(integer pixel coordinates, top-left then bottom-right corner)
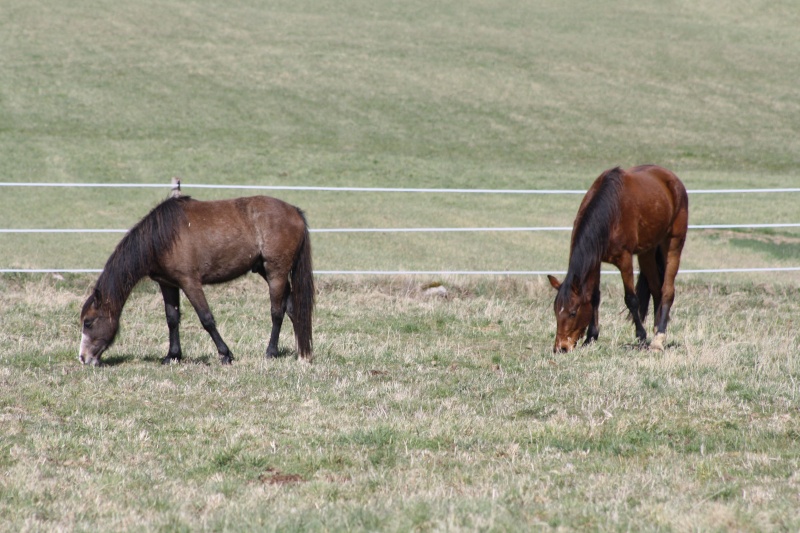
2 223 800 234
2 182 800 195
2 182 799 275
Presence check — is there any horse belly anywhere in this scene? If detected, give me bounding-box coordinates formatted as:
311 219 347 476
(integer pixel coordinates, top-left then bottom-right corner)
198 237 262 284
157 228 260 285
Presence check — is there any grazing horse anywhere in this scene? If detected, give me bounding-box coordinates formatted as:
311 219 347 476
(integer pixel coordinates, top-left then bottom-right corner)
79 195 314 366
547 165 688 353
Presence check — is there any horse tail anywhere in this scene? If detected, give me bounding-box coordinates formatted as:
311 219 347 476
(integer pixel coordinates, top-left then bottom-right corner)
291 212 315 360
636 246 666 322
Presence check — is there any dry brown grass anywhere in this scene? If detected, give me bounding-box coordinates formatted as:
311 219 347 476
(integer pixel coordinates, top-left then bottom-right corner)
1 274 799 530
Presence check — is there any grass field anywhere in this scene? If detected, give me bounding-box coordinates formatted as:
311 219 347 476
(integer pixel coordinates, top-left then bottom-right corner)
1 0 800 530
2 275 800 530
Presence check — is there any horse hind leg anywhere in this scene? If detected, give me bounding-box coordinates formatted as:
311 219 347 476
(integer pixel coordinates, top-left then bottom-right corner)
639 251 670 352
650 246 666 330
284 284 295 322
637 249 664 332
265 275 289 359
651 237 684 352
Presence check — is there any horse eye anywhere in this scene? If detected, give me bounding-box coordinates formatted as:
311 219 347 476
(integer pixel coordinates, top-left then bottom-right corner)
568 310 577 318
83 318 94 329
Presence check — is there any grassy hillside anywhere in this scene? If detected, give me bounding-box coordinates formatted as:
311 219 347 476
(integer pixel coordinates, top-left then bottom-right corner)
1 0 799 274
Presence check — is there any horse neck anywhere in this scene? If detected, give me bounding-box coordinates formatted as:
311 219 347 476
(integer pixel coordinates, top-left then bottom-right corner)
567 171 621 286
566 230 604 290
562 252 600 303
92 196 186 316
95 241 154 316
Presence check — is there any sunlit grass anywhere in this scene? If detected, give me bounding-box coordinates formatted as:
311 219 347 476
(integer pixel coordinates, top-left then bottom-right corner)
1 274 799 530
2 0 799 274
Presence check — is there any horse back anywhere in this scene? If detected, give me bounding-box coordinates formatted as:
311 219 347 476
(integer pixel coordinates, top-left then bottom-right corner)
157 196 307 285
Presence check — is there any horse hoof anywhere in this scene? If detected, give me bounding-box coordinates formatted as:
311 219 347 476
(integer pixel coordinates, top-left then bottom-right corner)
162 355 181 365
220 355 233 365
649 333 666 352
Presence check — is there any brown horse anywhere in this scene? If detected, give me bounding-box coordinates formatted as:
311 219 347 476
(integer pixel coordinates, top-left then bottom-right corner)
79 195 314 366
547 165 688 353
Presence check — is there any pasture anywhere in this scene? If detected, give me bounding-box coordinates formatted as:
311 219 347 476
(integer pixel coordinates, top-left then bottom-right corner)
2 276 800 530
1 0 799 530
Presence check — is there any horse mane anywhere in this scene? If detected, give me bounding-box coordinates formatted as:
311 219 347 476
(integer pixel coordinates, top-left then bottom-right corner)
556 167 624 306
87 196 192 314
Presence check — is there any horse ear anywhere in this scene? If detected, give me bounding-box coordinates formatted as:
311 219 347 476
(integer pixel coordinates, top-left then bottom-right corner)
547 275 561 290
92 288 102 308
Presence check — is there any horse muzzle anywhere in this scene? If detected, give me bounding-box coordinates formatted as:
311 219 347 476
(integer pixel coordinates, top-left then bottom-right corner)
553 337 576 353
79 333 105 366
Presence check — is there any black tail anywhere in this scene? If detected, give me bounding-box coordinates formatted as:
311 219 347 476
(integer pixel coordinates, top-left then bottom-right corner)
291 218 315 360
636 246 666 322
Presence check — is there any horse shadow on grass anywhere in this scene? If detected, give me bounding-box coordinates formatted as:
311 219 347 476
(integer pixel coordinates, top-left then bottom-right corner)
99 354 211 367
98 346 297 367
269 347 296 360
97 354 134 367
621 340 682 352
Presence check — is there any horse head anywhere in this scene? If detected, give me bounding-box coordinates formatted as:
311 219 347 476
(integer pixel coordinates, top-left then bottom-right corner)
547 275 594 353
79 288 120 366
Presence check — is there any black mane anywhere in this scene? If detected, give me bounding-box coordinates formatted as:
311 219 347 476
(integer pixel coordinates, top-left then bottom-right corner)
88 196 192 314
556 168 623 307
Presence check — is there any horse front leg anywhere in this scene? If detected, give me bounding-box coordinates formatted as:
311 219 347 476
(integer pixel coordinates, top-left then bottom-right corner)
650 236 685 352
616 254 648 347
583 282 601 346
159 282 183 364
181 282 233 365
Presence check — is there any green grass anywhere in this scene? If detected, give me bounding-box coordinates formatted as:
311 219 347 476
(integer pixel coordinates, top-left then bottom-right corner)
1 274 800 531
730 236 800 261
1 0 799 274
2 0 800 530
